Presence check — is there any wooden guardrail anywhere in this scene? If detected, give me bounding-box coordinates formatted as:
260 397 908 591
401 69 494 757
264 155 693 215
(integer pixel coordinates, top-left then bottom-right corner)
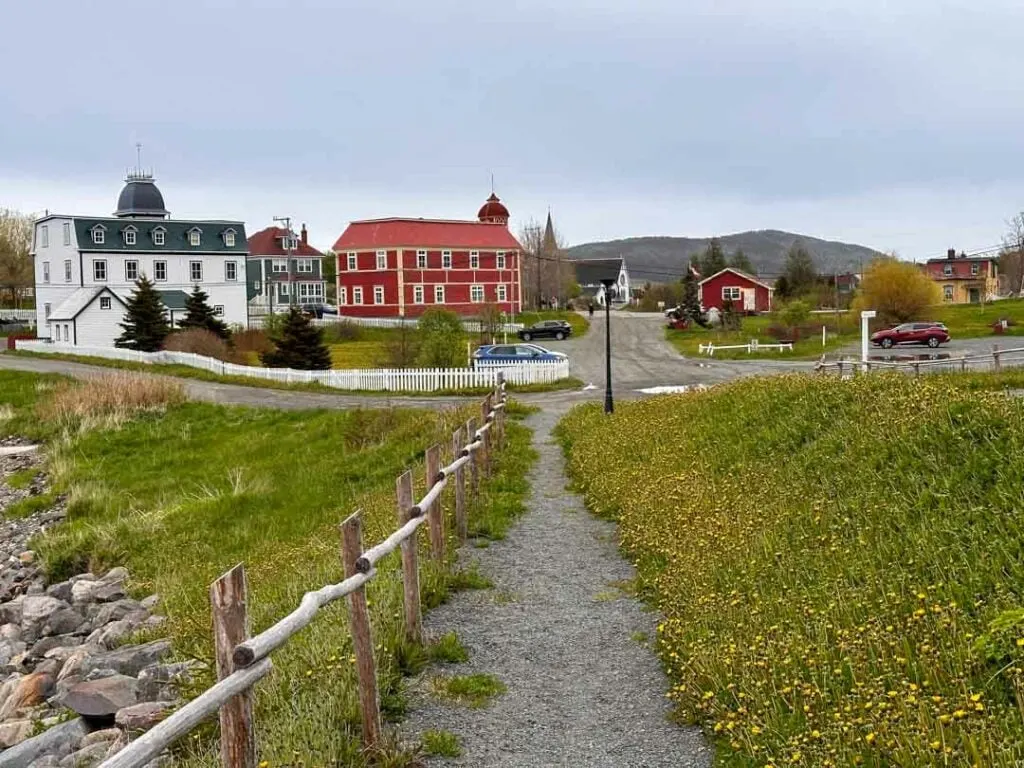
99 377 509 768
814 343 1024 376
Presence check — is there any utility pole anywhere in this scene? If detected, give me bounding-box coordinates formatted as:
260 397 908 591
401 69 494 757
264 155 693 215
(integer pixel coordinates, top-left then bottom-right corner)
273 216 294 310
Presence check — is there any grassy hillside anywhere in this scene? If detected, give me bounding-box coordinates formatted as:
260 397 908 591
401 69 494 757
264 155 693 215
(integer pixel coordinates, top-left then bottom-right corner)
559 374 1024 767
0 370 535 765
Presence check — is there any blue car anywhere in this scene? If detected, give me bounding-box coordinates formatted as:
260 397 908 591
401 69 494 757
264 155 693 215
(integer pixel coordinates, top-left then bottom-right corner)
472 343 567 367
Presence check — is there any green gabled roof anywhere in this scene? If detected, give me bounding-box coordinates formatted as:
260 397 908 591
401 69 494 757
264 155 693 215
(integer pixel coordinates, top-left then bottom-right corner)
157 290 190 311
74 217 249 254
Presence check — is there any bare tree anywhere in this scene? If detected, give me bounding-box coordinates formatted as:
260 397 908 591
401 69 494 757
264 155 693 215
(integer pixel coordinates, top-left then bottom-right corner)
518 214 572 310
0 209 33 308
1001 213 1024 296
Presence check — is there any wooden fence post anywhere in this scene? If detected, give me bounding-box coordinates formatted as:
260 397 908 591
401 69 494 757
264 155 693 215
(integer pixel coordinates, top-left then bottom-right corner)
913 362 921 376
495 374 505 449
453 426 467 542
210 564 256 768
341 512 382 749
993 343 1002 371
466 417 479 496
960 356 967 372
395 471 421 644
479 397 491 477
425 445 444 561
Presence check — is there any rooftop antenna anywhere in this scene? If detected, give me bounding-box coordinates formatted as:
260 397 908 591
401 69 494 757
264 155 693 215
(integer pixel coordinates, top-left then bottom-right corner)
490 172 495 195
136 142 142 169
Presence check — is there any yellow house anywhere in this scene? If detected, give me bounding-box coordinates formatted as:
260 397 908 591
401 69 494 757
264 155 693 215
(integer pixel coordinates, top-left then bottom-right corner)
925 250 999 304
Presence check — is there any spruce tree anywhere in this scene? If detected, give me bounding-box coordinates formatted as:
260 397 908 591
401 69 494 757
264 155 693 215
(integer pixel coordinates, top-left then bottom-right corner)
698 238 727 278
115 276 171 352
178 285 230 340
729 248 754 274
680 264 704 325
261 307 332 370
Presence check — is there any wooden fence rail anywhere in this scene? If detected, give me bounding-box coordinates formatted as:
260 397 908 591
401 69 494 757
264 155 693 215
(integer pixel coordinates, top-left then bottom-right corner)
98 377 509 768
814 344 1024 377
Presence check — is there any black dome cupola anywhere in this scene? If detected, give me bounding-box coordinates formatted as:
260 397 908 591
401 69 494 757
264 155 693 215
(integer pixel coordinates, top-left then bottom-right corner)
114 169 169 219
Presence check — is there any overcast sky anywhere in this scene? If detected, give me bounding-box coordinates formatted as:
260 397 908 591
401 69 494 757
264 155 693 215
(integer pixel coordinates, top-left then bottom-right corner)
2 0 1023 258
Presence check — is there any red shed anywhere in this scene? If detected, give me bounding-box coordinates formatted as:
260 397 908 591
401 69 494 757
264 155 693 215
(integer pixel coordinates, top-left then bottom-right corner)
698 268 773 313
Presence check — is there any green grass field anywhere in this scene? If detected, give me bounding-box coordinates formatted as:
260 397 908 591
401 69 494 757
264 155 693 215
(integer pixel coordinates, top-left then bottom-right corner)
0 370 536 765
558 372 1024 767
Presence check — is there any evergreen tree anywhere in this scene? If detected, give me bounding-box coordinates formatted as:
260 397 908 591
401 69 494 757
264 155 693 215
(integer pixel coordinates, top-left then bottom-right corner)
178 285 230 340
115 276 171 352
698 238 727 278
261 307 332 370
783 243 818 297
729 248 754 273
680 264 704 325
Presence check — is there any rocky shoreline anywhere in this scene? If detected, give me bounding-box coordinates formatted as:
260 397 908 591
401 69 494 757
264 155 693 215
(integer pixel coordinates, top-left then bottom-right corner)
0 445 198 767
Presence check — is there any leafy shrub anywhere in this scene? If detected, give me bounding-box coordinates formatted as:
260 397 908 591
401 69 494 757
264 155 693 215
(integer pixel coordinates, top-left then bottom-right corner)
164 328 246 364
231 329 274 357
320 320 364 343
416 309 464 368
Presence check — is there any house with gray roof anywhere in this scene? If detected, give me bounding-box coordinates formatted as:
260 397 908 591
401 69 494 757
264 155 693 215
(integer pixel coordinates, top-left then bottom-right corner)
571 258 631 307
31 168 249 346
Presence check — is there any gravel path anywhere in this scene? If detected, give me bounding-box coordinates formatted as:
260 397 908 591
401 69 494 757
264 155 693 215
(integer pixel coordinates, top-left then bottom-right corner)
401 408 711 767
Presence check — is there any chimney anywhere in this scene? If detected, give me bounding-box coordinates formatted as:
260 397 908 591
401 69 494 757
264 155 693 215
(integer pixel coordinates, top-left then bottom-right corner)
947 248 956 260
300 223 308 246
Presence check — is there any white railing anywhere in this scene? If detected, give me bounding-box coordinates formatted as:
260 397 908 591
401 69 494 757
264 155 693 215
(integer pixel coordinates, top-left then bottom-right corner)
699 339 794 356
815 343 1024 377
0 309 35 322
14 341 569 391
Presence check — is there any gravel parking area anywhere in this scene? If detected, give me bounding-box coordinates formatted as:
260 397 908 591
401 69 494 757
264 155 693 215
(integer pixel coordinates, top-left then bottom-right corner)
400 408 711 767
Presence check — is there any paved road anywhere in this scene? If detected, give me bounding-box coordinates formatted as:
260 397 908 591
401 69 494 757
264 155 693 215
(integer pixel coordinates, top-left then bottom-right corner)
0 314 812 410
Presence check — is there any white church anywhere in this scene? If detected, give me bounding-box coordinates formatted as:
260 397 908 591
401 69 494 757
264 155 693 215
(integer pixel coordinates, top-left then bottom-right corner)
32 169 249 346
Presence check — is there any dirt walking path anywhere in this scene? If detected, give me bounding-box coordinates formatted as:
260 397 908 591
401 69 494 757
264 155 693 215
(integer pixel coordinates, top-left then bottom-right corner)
401 408 711 767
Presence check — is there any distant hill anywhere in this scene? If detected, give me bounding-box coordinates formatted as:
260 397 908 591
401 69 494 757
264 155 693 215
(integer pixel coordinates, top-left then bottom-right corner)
565 230 884 284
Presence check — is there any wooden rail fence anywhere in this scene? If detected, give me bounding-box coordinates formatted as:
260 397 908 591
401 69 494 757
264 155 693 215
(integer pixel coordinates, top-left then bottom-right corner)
814 343 1024 377
98 377 509 768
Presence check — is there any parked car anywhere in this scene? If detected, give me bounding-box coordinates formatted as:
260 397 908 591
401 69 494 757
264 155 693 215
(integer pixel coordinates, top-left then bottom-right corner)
871 322 950 349
300 303 338 319
472 343 567 367
518 319 572 341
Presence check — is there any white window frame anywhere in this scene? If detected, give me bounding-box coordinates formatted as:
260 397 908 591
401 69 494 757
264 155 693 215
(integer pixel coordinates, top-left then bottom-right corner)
40 225 49 248
223 230 236 247
435 285 445 304
353 286 363 305
213 305 225 316
971 262 980 276
225 261 238 281
943 264 953 276
373 285 385 305
189 229 202 247
153 228 166 246
943 285 954 301
339 286 348 305
92 227 105 245
42 262 50 283
154 260 167 282
470 284 485 303
271 258 288 274
496 251 506 269
297 258 313 273
470 251 479 269
100 296 112 311
413 285 424 304
347 253 357 270
62 222 71 246
64 259 72 283
44 303 51 319
125 260 139 281
417 250 427 268
123 228 137 246
189 260 203 282
497 284 507 302
442 251 452 269
93 259 108 282
376 250 387 270
722 286 741 301
54 325 60 342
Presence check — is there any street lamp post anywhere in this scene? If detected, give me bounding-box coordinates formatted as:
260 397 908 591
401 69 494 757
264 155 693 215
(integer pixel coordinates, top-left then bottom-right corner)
600 278 615 414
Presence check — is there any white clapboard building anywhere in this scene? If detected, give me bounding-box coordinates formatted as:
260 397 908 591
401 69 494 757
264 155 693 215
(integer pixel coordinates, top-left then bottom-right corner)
32 170 249 346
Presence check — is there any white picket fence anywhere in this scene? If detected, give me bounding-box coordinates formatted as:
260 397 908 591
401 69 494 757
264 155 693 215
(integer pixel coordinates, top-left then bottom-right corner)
305 316 525 333
14 340 569 392
0 309 35 322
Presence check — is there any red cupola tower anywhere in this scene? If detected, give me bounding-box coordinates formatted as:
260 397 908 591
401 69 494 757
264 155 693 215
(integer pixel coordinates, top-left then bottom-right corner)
477 193 510 225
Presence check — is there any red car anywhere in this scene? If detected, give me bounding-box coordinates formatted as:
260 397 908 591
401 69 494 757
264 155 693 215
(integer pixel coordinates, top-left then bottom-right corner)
870 322 950 349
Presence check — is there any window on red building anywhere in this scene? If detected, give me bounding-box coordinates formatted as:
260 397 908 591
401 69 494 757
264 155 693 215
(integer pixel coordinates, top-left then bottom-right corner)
435 285 445 303
414 285 424 304
417 250 427 268
442 251 452 269
376 251 387 270
470 251 479 269
471 284 484 303
496 252 506 269
374 285 384 304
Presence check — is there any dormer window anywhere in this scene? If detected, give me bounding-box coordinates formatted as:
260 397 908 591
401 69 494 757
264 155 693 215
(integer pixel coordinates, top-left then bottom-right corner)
281 235 298 250
223 229 237 248
91 225 106 245
188 228 202 247
123 226 137 246
152 227 166 246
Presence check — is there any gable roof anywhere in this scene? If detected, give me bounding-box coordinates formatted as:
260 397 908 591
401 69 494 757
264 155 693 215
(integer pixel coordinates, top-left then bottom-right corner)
698 267 773 291
49 286 126 321
333 219 523 251
572 258 624 286
247 226 324 258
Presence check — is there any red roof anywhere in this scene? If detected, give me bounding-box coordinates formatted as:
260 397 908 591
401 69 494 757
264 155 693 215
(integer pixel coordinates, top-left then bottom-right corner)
698 267 774 291
247 226 323 257
333 218 523 251
477 193 510 222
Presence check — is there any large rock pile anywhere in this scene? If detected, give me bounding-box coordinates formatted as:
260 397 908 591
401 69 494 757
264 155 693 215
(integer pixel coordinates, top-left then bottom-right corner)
0 448 201 767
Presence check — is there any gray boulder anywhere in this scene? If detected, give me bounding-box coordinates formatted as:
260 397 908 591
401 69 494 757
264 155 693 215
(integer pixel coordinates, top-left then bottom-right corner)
69 582 98 606
98 569 127 586
59 675 138 717
44 582 72 604
21 597 80 641
58 742 110 768
80 641 171 679
89 601 145 630
114 700 173 730
0 719 33 749
83 621 131 651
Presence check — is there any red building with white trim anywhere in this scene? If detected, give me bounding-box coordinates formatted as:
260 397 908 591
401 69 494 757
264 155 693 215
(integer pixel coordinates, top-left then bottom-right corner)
698 268 774 313
332 194 523 318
